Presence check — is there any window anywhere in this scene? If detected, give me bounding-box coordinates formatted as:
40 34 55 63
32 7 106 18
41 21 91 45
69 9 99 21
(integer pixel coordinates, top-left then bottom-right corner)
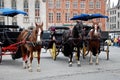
66 0 70 9
0 0 4 24
96 1 101 9
73 13 78 16
35 17 41 22
89 0 94 9
56 12 61 22
56 0 61 9
24 0 29 15
11 0 16 9
35 0 40 8
80 1 85 9
35 0 40 22
12 17 17 25
65 13 70 22
73 0 78 9
48 0 54 8
0 17 4 25
0 0 4 8
118 21 120 29
23 0 29 22
118 12 120 18
49 12 53 23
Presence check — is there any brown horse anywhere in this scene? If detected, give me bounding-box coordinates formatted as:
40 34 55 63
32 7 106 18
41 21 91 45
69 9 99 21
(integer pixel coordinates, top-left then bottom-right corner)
88 22 101 65
17 22 43 72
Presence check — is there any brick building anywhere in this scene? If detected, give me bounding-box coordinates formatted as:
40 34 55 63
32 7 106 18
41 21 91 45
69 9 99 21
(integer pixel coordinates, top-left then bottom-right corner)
46 0 107 31
0 0 107 30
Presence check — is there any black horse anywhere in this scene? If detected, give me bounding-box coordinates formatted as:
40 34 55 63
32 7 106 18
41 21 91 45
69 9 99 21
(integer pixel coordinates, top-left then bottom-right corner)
62 21 84 67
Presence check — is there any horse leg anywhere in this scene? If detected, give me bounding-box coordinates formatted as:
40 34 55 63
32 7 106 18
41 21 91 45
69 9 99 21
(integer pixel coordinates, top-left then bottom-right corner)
26 51 30 68
77 47 81 66
89 51 93 65
21 47 28 69
28 51 33 72
96 52 99 65
69 53 73 67
37 50 41 72
22 54 28 69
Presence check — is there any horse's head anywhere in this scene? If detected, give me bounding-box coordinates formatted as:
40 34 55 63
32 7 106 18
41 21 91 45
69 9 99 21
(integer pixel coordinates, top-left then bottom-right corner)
72 21 83 38
89 22 101 39
30 22 43 42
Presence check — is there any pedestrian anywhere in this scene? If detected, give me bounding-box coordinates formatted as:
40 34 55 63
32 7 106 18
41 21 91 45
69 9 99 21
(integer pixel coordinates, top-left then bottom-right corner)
114 37 118 47
117 36 120 47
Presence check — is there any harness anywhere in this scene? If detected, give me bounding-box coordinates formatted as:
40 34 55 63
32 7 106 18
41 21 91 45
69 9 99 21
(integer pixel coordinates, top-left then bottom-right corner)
24 30 42 47
25 31 32 41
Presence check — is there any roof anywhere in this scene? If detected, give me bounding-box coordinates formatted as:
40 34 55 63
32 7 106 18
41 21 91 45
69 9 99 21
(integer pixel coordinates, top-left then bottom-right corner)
0 25 19 28
48 26 70 30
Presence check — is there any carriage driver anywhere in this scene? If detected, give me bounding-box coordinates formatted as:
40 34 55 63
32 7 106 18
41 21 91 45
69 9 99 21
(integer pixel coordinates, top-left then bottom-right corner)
50 27 56 40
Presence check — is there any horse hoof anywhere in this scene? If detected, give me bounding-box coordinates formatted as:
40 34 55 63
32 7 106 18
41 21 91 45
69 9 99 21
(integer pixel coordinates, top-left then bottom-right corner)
96 63 99 65
28 68 33 72
89 63 93 65
69 63 72 67
77 62 81 67
37 69 41 72
23 66 27 69
77 64 81 67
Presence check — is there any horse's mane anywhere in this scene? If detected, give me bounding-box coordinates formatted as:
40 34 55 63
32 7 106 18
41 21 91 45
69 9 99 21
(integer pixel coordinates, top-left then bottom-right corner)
72 21 83 38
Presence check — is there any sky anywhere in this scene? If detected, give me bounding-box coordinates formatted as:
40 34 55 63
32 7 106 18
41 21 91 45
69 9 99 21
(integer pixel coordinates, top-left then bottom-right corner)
111 0 118 7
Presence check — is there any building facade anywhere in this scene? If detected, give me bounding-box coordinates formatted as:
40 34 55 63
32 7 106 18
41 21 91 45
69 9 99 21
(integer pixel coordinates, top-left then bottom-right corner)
46 0 107 31
0 0 46 29
107 0 120 31
0 0 107 30
106 0 120 38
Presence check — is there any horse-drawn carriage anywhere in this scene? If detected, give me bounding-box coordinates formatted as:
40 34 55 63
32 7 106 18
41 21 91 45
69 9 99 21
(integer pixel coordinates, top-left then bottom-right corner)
0 25 22 63
42 26 70 60
42 22 109 66
82 28 109 60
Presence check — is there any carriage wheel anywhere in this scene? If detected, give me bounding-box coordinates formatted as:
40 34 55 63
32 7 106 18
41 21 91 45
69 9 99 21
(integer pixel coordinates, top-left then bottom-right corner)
82 44 89 59
106 44 109 60
51 43 56 60
0 46 2 63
